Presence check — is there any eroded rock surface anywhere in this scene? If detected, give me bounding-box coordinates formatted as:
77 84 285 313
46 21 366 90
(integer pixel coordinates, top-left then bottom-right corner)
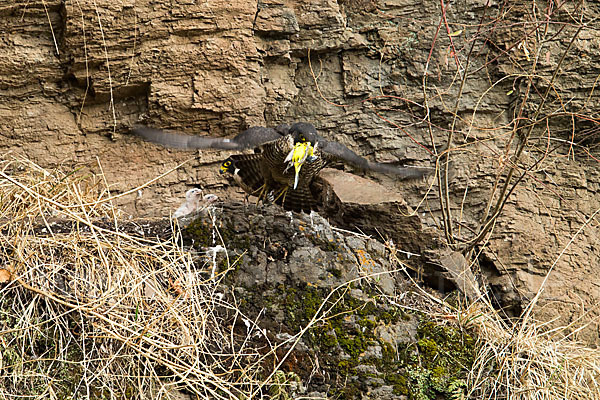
317 168 437 257
182 202 475 399
185 202 400 294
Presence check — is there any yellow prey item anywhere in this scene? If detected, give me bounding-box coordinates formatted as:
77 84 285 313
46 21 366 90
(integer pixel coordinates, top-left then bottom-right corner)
284 142 315 189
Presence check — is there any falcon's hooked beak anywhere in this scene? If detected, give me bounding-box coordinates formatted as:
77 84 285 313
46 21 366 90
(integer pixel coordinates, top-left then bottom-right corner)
285 142 315 189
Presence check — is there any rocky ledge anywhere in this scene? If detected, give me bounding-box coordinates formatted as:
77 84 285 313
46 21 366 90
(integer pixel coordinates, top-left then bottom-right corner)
179 190 477 398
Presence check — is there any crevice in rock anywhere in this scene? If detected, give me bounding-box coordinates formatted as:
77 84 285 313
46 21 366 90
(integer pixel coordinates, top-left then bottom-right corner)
55 1 68 56
478 250 523 318
252 0 262 32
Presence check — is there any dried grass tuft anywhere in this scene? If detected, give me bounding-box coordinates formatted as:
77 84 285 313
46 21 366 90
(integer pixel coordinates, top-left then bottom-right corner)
387 222 600 400
0 155 270 399
463 299 600 400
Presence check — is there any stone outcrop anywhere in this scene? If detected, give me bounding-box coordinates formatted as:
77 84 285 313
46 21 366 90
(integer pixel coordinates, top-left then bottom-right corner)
181 202 476 399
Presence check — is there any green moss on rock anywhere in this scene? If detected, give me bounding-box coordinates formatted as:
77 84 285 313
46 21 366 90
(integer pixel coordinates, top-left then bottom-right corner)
397 320 475 399
244 283 477 400
184 219 250 249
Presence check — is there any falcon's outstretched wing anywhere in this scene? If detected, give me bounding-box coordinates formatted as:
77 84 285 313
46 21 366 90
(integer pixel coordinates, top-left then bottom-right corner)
132 125 287 150
287 125 431 178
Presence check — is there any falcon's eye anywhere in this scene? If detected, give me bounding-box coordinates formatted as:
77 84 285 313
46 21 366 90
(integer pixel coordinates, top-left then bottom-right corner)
299 134 306 142
224 161 232 167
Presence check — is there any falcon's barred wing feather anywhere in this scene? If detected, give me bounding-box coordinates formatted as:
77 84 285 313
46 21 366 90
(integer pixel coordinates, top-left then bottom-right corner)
275 184 316 213
132 125 285 150
228 154 266 194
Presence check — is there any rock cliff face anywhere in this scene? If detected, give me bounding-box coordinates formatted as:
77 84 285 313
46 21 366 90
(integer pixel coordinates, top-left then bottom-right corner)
1 0 600 344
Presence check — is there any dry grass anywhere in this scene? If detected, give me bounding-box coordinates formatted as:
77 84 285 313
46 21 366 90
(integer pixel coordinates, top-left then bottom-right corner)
387 232 600 400
0 155 273 399
462 299 600 400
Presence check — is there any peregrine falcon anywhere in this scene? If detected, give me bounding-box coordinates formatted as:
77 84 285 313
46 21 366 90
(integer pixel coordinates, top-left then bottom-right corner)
133 122 429 177
220 135 319 212
133 122 431 212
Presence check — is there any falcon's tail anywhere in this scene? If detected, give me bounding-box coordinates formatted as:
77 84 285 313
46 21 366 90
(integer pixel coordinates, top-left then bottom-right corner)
275 183 317 213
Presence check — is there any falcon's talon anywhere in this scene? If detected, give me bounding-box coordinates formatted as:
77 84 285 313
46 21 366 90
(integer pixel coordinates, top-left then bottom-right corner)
273 187 289 203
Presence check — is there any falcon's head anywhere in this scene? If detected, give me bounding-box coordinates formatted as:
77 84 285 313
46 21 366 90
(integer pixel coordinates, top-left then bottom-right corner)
289 122 320 146
219 158 235 174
